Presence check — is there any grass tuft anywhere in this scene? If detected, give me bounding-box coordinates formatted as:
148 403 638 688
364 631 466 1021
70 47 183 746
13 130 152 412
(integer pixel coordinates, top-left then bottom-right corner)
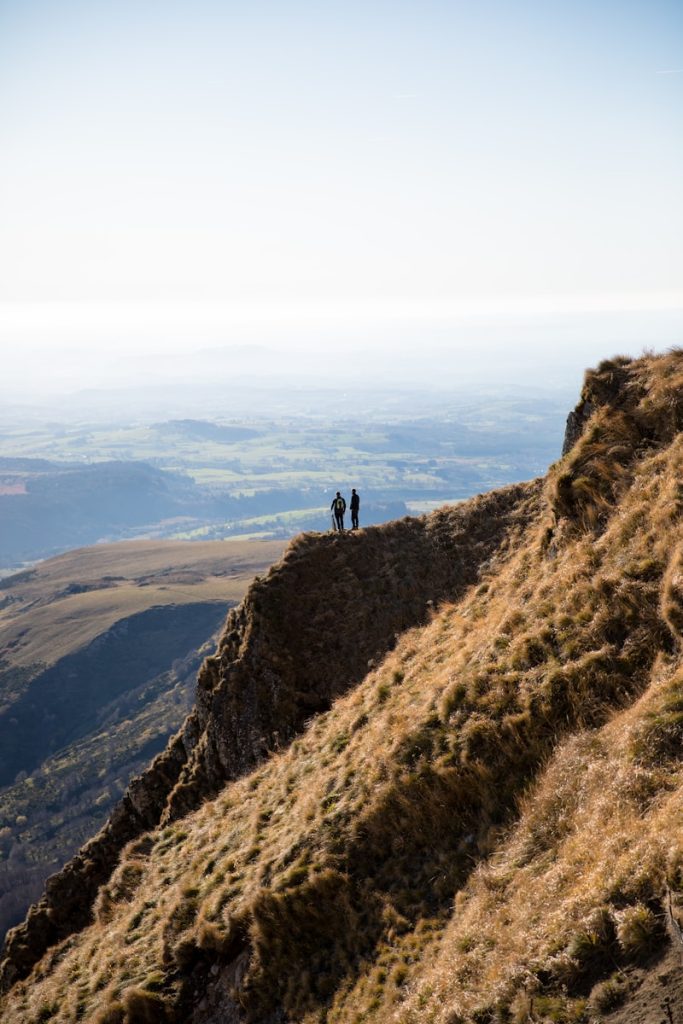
616 904 663 960
121 987 172 1023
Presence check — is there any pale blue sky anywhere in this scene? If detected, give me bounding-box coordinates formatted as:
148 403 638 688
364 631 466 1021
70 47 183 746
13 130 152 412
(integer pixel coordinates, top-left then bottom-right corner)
0 0 681 375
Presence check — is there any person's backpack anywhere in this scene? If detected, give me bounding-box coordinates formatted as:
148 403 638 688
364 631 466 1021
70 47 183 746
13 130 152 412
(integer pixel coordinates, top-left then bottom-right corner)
335 497 345 512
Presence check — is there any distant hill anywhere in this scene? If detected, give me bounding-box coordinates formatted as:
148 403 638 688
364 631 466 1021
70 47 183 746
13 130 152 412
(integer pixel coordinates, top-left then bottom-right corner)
5 353 683 1024
0 537 283 944
0 456 408 569
0 461 201 565
152 419 261 442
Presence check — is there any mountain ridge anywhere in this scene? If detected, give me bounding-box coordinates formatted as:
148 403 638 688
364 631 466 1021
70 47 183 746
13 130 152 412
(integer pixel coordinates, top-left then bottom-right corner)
2 350 683 1024
0 479 538 993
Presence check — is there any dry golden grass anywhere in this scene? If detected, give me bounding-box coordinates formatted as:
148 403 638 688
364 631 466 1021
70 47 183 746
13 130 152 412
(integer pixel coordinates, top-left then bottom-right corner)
2 351 683 1024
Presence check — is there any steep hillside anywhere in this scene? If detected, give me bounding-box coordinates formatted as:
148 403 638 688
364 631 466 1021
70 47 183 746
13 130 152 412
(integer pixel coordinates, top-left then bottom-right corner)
1 351 683 1024
0 539 284 945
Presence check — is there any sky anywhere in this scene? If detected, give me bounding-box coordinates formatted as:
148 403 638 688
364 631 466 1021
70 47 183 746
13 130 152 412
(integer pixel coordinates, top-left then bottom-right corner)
0 0 681 395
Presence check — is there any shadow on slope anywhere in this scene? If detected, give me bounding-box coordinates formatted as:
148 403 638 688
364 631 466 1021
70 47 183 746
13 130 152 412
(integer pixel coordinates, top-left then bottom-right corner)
0 604 227 789
0 604 228 947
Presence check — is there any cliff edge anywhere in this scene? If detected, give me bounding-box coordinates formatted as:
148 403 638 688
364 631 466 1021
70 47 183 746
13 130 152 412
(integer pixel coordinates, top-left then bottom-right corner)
0 476 539 993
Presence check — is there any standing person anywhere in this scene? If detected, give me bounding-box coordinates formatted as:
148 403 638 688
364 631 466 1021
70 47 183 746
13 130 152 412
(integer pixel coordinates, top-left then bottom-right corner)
331 491 346 531
350 488 360 530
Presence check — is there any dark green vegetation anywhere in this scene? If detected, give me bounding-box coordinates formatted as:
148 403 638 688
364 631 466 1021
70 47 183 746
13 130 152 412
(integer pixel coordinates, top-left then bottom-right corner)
0 538 283 945
0 390 568 566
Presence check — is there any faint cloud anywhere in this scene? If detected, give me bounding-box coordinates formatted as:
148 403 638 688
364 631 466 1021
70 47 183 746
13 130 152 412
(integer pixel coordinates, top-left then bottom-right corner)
655 68 683 74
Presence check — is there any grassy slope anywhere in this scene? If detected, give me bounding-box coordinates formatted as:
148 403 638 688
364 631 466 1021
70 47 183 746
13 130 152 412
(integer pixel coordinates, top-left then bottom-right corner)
0 643 208 948
0 539 284 675
2 353 683 1024
0 539 284 946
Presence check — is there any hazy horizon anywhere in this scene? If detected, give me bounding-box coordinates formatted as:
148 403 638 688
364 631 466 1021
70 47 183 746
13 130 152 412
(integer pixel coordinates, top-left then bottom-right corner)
1 1 681 404
2 307 682 417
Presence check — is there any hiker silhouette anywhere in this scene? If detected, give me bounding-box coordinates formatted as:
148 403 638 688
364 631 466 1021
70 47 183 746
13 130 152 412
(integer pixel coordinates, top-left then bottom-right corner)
331 491 346 531
350 488 360 529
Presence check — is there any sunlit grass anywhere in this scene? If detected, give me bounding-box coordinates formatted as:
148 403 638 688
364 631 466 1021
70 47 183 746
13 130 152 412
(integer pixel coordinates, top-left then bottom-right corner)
3 352 683 1024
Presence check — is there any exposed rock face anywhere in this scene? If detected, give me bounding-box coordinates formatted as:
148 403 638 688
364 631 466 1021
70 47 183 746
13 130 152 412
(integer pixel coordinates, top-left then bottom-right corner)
561 401 595 455
562 355 641 455
0 481 539 991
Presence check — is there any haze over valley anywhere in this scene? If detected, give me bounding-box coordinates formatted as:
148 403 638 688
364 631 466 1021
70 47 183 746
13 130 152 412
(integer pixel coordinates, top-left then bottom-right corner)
0 374 578 570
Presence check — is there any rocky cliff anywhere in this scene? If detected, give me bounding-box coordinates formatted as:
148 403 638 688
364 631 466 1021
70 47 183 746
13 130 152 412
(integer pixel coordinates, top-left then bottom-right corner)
0 478 538 993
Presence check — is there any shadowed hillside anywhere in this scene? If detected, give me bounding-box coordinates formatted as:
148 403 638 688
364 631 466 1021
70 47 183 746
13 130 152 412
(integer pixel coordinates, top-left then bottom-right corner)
2 352 683 1024
0 539 284 947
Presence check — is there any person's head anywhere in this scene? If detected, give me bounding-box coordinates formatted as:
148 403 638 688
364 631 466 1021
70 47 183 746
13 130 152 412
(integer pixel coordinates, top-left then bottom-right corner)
336 491 341 496
352 489 356 494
